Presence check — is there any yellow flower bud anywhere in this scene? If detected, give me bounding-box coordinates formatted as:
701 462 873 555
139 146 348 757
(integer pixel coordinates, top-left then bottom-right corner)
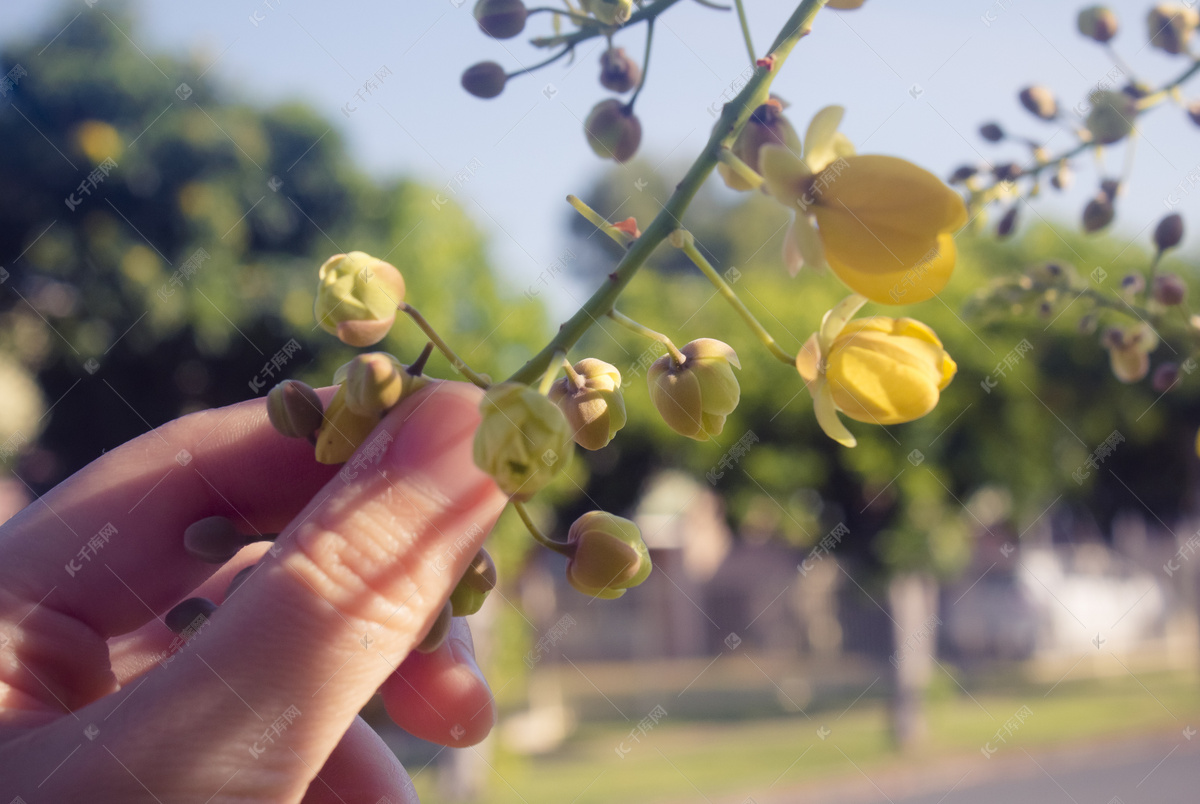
565 511 652 599
798 299 955 447
473 382 573 499
648 339 740 441
1147 4 1198 54
314 251 406 347
1078 6 1119 42
581 0 632 25
450 549 498 616
549 358 627 450
334 352 429 416
1102 322 1158 383
314 384 383 464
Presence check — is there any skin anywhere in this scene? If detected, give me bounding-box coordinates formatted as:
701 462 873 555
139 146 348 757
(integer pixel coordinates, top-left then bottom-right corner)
0 381 507 803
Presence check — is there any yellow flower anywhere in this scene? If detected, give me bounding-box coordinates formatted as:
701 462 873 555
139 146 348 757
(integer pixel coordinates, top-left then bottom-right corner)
796 295 957 447
314 251 406 347
1101 323 1158 383
760 107 966 304
581 0 632 25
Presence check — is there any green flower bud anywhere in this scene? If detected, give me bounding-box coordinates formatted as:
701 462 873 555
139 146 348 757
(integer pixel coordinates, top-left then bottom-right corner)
719 98 801 192
599 47 641 93
473 382 573 499
314 251 406 347
1083 194 1115 232
648 338 741 441
462 61 508 99
1086 91 1136 144
474 0 527 39
979 122 1004 142
1153 273 1187 306
1019 86 1058 120
1147 4 1198 55
585 99 642 163
415 601 454 653
267 379 324 439
314 384 383 465
184 516 255 564
1155 213 1184 251
450 549 498 616
1078 6 1119 42
565 511 651 599
581 0 633 26
333 352 430 416
549 358 627 450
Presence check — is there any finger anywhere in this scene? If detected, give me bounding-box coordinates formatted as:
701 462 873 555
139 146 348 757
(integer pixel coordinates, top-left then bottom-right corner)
298 715 417 804
382 617 495 747
37 381 506 802
0 387 341 640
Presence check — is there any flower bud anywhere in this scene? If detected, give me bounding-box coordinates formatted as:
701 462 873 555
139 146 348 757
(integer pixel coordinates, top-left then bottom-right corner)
948 165 978 184
565 511 652 599
1155 213 1184 251
314 384 383 465
415 601 454 653
718 98 801 191
267 379 324 439
997 206 1019 238
1189 100 1200 127
980 122 1005 142
582 0 633 25
1153 273 1187 305
1086 91 1137 144
648 339 741 441
1153 362 1181 392
599 47 641 93
184 516 251 564
1100 178 1121 201
1019 86 1058 120
474 0 527 39
1121 273 1145 295
335 352 429 416
1102 322 1158 383
1147 4 1198 55
584 99 641 163
1078 6 1119 42
993 162 1022 182
1050 160 1072 190
314 251 405 347
1082 195 1115 232
549 358 627 450
473 382 573 499
462 61 507 99
450 549 498 616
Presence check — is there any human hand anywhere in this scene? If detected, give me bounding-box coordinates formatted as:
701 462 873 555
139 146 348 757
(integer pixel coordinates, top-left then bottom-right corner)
0 380 507 803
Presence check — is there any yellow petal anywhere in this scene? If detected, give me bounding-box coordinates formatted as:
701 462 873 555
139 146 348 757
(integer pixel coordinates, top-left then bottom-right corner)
796 333 821 385
760 144 813 209
803 105 846 173
825 232 956 305
789 214 828 275
827 331 945 424
813 378 857 447
782 220 804 276
818 293 870 355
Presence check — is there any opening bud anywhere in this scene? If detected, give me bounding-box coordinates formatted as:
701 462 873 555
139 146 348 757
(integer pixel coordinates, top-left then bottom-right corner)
1019 86 1058 120
1147 4 1198 55
1153 273 1187 306
648 339 741 441
267 379 324 439
1102 322 1158 383
335 352 430 416
474 0 527 39
473 382 573 499
581 0 633 26
550 358 627 450
314 251 405 347
585 99 642 163
1078 6 1119 41
314 383 383 465
565 511 652 599
719 98 801 192
462 61 508 99
450 549 498 616
1154 213 1184 252
599 47 641 93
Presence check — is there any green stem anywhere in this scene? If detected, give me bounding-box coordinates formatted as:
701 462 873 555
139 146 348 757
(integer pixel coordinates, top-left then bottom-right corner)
539 350 566 395
506 46 573 79
717 148 764 189
399 303 491 388
1135 57 1200 108
562 357 586 389
513 500 573 556
675 231 796 365
567 195 633 247
526 6 593 25
1147 250 1163 290
509 0 830 385
626 18 655 111
733 0 756 65
530 0 683 49
609 309 687 364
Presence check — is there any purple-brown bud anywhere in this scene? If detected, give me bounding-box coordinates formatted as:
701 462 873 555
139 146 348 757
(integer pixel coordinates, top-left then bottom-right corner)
1154 213 1184 252
599 47 641 93
1153 273 1187 306
462 62 507 99
474 0 527 39
584 99 642 163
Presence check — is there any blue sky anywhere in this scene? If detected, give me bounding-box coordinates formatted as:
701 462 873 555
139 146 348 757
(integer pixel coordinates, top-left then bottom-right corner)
7 1 1200 313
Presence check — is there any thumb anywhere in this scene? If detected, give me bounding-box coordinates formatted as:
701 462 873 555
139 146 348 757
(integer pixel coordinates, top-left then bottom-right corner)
71 381 507 802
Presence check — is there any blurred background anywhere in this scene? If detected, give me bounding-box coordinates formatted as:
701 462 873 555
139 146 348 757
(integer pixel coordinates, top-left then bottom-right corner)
3 1 1200 802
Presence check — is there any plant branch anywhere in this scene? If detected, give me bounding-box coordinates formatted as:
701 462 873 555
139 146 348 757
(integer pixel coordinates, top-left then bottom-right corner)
513 500 573 556
733 0 756 65
399 303 491 388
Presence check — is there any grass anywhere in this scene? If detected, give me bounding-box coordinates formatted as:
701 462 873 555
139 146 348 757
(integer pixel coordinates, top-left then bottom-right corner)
408 667 1200 803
